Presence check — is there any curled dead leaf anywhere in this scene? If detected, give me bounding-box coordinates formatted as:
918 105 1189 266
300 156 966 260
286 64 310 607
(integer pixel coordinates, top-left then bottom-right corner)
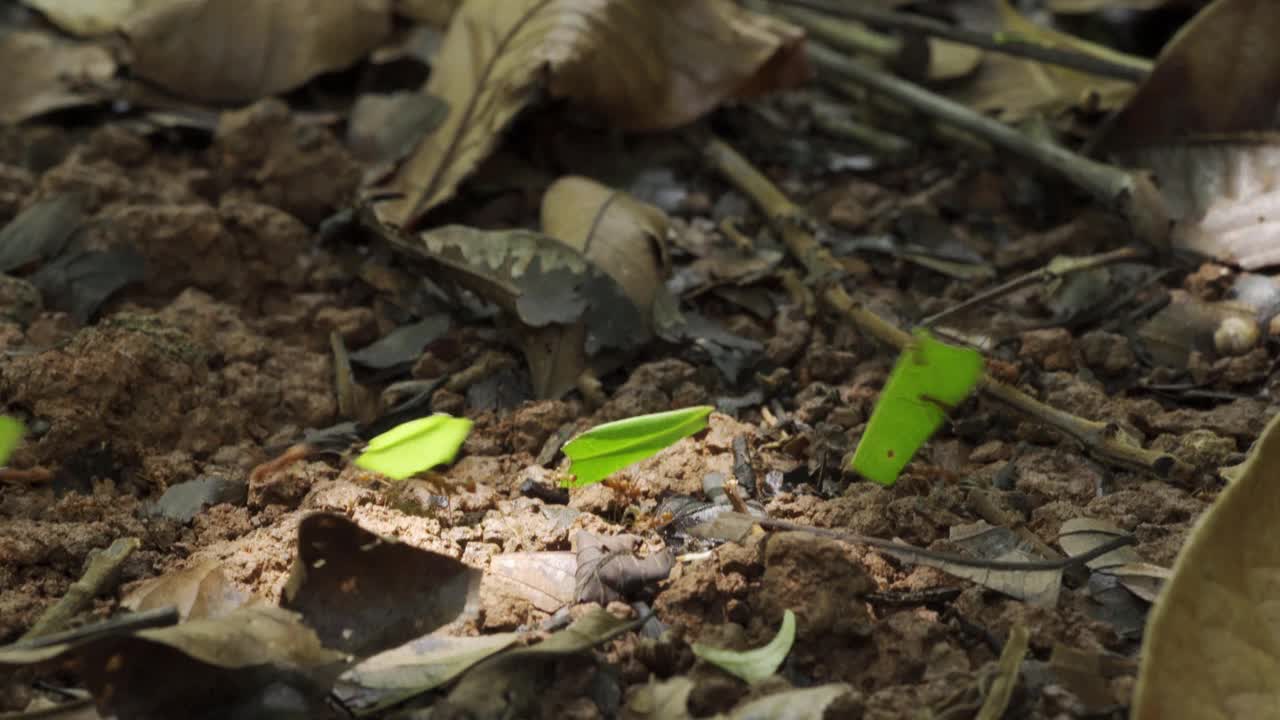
124 0 393 103
1132 410 1280 718
0 31 116 123
376 0 807 228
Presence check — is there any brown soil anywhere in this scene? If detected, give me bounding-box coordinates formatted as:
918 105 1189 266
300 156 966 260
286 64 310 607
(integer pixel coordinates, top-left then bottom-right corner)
0 99 1269 719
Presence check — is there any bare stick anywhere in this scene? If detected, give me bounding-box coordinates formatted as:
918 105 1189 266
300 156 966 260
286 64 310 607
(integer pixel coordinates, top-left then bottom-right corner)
700 135 1176 475
920 245 1149 327
21 537 141 641
773 0 1151 82
805 42 1173 251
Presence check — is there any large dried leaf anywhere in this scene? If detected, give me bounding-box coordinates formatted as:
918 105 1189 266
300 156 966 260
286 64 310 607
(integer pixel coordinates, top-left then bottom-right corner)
1101 0 1280 145
529 175 672 398
336 632 519 714
123 0 393 103
0 606 345 719
1132 410 1280 719
1124 139 1280 269
0 31 115 123
22 0 164 36
485 552 577 612
122 559 263 622
282 513 481 657
376 0 806 228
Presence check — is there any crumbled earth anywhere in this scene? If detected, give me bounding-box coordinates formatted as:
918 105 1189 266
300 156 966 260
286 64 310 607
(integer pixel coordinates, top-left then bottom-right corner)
0 98 1274 719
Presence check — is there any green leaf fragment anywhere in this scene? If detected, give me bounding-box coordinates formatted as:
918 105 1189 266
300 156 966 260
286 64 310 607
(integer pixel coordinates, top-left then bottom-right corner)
692 609 796 685
850 328 983 486
355 413 473 480
0 416 23 467
561 405 713 488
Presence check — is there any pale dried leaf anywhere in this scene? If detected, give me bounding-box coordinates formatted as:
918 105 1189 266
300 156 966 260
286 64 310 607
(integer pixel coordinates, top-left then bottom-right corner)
1048 0 1178 11
121 559 263 621
529 176 672 398
485 552 577 612
0 31 115 123
22 0 165 36
394 0 460 28
1129 140 1280 269
123 0 393 102
1132 410 1280 719
376 0 806 228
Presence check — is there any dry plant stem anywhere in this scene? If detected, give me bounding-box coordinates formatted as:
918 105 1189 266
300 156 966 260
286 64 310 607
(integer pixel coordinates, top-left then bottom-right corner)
921 245 1149 327
0 466 54 484
702 135 1175 474
811 103 914 158
806 42 1172 250
15 607 180 650
775 0 1150 81
743 514 1135 572
20 537 141 642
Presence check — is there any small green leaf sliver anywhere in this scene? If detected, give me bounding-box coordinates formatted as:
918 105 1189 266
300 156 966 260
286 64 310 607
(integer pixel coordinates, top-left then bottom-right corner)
692 609 796 685
561 405 712 488
355 413 473 480
0 416 23 466
850 329 983 485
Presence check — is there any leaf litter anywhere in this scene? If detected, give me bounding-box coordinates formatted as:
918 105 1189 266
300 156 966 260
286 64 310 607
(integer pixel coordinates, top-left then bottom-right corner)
3 0 1280 717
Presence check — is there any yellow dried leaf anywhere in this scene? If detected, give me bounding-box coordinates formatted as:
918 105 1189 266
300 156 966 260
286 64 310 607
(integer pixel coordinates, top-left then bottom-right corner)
376 0 806 229
123 0 393 103
1132 410 1280 718
0 31 116 123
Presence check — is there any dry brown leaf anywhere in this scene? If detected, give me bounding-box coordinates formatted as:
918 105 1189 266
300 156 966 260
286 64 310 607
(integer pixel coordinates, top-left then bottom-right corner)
1100 0 1280 145
947 0 1146 121
121 559 264 621
394 0 461 28
0 31 116 123
1132 409 1280 719
123 0 393 103
22 0 166 36
376 0 807 229
530 176 672 398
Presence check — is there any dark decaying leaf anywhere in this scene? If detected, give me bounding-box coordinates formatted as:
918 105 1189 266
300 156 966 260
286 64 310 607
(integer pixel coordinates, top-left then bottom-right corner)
334 632 519 714
122 559 264 622
0 607 345 720
574 532 675 605
928 521 1062 607
0 31 115 123
484 552 578 613
148 474 248 524
29 247 146 323
437 607 645 719
123 0 393 103
281 513 481 657
0 193 86 273
349 316 451 370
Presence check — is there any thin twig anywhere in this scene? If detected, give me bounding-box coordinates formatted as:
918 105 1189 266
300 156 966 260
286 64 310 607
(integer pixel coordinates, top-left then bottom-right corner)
738 514 1136 572
805 42 1173 251
773 0 1151 82
920 245 1149 327
699 135 1177 475
20 538 142 642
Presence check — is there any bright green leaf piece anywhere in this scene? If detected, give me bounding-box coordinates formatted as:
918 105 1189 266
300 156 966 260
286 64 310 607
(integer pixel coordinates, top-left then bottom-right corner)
692 609 796 685
354 413 473 480
561 405 713 488
850 329 983 486
0 416 23 467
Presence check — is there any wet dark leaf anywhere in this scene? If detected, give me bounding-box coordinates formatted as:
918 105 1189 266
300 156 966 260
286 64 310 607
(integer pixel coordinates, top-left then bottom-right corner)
148 474 248 524
281 513 480 657
348 92 449 168
29 248 145 323
0 194 85 273
349 316 450 370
